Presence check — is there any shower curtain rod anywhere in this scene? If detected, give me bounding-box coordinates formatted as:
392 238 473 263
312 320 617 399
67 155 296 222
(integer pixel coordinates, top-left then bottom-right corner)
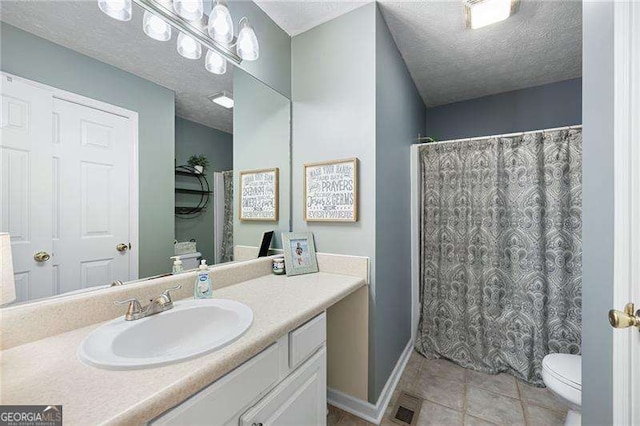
414 125 583 147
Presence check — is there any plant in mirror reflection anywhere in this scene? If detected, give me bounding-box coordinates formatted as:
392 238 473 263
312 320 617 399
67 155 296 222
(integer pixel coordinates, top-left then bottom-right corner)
187 154 210 172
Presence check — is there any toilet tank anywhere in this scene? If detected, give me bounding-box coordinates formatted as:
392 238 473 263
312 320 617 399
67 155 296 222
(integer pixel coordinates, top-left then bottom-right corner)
180 252 202 270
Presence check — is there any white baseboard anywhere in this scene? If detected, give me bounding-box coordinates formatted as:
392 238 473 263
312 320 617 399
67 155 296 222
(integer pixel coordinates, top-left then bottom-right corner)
327 339 414 425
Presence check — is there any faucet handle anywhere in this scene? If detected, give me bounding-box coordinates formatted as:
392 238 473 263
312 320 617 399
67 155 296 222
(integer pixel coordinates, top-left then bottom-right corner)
114 298 143 321
161 285 182 303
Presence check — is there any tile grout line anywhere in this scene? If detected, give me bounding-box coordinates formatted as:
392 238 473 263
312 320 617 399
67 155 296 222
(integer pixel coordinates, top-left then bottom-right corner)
516 379 530 426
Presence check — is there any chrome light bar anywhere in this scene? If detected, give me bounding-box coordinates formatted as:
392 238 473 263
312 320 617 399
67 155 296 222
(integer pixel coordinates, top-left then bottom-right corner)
132 0 242 64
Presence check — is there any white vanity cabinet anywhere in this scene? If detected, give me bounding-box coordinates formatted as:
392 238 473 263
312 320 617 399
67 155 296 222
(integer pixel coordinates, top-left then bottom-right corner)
240 347 326 426
151 312 327 426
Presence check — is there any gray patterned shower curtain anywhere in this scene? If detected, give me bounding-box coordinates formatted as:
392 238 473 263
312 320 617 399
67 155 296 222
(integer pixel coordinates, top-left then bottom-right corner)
415 128 582 386
219 170 234 263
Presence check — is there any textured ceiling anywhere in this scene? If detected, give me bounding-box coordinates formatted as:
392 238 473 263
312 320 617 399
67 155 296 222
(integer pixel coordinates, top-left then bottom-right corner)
378 0 582 106
254 0 370 36
254 0 582 107
0 0 233 133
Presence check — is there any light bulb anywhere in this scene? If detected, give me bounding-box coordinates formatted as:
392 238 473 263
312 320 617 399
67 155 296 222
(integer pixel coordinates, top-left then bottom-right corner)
143 11 172 41
236 18 259 61
205 49 227 75
172 0 203 21
177 32 202 59
98 0 132 21
207 1 234 45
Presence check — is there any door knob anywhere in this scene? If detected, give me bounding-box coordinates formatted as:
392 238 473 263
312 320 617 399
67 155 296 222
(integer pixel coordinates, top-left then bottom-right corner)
609 303 640 330
33 251 51 262
116 243 129 252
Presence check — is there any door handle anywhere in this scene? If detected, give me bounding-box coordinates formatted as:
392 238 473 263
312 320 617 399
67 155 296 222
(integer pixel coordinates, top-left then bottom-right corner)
609 303 640 330
33 251 51 262
116 243 129 252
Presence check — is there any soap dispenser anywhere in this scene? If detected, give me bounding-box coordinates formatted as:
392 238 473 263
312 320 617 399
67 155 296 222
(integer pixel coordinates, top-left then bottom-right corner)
170 256 183 274
194 259 212 299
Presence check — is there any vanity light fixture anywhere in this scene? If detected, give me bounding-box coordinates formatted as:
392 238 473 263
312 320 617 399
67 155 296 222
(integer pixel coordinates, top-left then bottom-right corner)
205 49 227 75
143 11 172 41
208 91 234 109
464 0 520 29
97 0 260 77
236 17 259 61
177 32 202 59
208 0 234 45
98 0 132 21
172 0 203 22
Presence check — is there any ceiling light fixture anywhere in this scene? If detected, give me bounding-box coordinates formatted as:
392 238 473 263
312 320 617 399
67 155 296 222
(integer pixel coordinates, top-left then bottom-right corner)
98 0 132 21
208 91 234 109
143 11 172 41
172 0 203 22
205 49 227 75
177 32 202 59
464 0 520 29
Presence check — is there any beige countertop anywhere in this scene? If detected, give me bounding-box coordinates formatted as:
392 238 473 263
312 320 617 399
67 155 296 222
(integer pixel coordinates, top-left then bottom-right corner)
0 272 366 425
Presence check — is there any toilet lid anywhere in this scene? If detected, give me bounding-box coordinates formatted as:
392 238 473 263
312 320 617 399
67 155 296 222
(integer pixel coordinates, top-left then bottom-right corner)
543 354 581 390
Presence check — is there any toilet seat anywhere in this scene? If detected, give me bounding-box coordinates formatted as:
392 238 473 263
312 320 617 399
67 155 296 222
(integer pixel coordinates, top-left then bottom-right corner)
542 354 581 390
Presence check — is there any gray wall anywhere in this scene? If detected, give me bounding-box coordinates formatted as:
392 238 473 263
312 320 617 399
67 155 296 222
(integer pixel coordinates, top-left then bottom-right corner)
228 0 291 98
374 6 426 399
425 78 582 140
292 3 425 402
291 3 377 400
0 23 175 279
582 2 614 424
175 117 232 264
233 68 291 249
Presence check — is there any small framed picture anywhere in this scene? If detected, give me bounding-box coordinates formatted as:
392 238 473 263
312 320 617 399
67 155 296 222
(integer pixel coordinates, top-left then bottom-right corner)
282 232 319 276
239 168 279 221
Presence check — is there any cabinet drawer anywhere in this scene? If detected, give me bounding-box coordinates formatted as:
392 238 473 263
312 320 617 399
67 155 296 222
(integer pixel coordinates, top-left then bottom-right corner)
152 343 281 425
289 312 326 369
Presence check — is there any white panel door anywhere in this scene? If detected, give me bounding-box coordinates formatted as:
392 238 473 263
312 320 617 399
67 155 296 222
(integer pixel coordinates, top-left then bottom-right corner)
240 346 327 426
52 98 131 293
0 76 54 302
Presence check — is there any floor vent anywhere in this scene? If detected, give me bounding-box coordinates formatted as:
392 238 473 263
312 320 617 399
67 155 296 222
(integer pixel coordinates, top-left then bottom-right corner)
390 391 423 426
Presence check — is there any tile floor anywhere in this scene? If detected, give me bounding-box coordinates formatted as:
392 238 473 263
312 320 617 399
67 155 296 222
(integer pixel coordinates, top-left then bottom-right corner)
328 351 568 426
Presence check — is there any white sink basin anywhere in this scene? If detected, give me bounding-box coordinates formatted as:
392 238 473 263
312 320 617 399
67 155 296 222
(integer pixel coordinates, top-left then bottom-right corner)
78 299 253 370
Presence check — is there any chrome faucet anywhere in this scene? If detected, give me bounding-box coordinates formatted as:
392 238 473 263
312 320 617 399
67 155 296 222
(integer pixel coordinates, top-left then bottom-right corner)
114 285 182 321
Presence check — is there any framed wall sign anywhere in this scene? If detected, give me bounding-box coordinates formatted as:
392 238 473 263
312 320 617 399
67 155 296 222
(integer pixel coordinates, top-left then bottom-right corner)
282 232 319 276
239 168 279 221
304 158 358 222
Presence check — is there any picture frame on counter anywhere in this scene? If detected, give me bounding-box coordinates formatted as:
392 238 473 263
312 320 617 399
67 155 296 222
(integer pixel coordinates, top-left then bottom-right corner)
281 232 319 276
239 168 279 222
304 158 358 222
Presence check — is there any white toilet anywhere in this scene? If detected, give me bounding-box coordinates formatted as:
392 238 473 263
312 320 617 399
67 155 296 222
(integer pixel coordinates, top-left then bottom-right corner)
542 354 582 426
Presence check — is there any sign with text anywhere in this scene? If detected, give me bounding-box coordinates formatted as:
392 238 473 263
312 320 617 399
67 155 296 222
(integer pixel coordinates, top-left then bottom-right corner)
239 168 279 221
304 158 358 222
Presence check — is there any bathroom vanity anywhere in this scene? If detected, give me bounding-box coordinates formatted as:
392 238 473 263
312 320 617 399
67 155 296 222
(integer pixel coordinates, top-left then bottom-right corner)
0 255 369 425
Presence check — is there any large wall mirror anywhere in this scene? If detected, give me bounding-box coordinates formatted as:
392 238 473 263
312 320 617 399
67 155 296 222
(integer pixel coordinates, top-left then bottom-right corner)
0 0 291 305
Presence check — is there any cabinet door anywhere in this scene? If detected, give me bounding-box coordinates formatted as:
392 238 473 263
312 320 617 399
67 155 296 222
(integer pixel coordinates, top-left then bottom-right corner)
240 346 327 426
151 344 281 426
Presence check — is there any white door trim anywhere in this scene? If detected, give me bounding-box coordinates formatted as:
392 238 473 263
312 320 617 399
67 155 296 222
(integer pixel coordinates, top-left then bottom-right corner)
1 72 140 281
612 1 639 425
